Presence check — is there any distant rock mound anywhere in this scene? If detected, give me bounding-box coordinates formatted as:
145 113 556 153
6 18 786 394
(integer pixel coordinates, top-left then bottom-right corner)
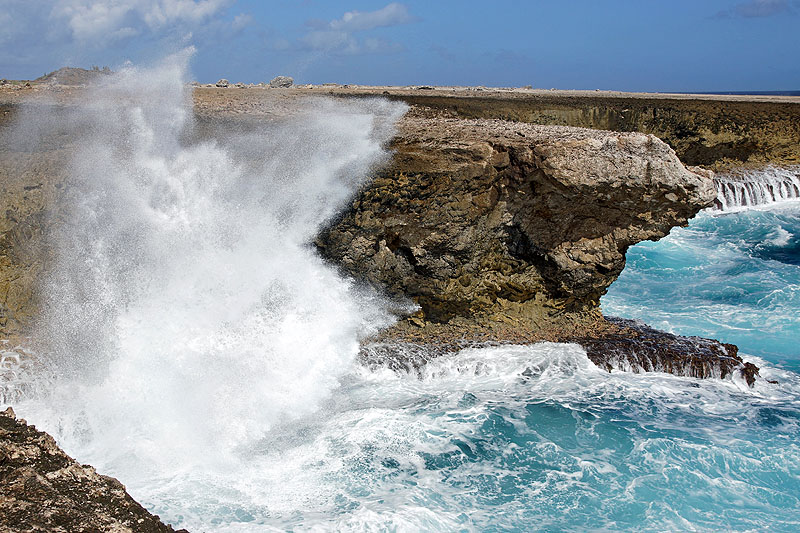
269 75 294 88
35 67 112 86
216 78 229 88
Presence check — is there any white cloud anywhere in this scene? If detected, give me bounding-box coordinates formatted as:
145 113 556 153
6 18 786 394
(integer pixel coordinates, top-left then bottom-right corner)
716 0 796 18
736 0 790 17
329 3 414 32
231 12 252 32
0 0 250 77
300 3 415 54
48 0 233 43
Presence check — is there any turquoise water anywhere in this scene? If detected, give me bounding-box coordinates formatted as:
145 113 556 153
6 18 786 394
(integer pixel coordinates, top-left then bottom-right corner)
140 201 797 531
603 202 800 372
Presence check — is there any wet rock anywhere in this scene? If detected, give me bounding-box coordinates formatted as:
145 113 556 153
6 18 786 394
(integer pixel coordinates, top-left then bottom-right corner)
269 76 294 88
570 317 759 385
0 407 185 532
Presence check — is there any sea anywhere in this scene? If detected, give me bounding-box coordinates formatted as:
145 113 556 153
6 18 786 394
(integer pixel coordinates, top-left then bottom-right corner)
1 54 799 532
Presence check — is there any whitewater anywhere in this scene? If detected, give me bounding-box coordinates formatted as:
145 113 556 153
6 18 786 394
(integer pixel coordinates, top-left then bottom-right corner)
2 55 799 531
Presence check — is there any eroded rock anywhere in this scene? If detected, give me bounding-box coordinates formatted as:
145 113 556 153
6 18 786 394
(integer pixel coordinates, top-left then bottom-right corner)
269 76 293 88
0 407 184 532
318 108 716 328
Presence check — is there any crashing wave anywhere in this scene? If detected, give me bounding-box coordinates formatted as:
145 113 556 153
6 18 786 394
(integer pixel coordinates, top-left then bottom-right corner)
712 166 800 211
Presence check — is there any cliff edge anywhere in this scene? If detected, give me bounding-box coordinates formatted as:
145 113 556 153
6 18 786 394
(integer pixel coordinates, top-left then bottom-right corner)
319 108 714 332
318 107 758 383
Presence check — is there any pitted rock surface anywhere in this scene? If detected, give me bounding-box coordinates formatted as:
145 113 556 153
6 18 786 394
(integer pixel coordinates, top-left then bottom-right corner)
318 109 716 328
0 407 183 533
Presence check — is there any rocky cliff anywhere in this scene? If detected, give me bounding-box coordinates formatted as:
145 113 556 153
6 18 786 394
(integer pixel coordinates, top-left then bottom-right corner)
0 407 182 532
318 107 715 332
313 106 759 382
0 91 759 382
378 92 800 170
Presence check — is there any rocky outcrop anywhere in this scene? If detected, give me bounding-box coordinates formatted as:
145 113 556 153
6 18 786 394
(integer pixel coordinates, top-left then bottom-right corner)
269 75 294 88
34 67 111 87
0 407 183 532
317 107 763 382
0 93 758 382
572 317 759 385
318 108 716 333
386 93 800 170
359 317 760 386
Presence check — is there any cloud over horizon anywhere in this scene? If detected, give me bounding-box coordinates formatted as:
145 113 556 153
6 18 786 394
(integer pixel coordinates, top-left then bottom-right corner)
300 3 415 54
51 0 233 43
0 0 248 75
717 0 795 18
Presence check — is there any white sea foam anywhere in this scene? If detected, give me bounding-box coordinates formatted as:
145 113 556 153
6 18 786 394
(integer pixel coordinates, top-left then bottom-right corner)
712 166 800 212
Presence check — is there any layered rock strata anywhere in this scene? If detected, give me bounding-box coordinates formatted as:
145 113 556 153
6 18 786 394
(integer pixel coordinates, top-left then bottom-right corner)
0 407 182 532
317 108 760 382
319 110 712 326
378 92 800 170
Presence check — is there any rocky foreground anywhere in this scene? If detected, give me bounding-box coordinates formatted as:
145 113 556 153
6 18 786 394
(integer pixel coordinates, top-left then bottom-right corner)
0 407 181 532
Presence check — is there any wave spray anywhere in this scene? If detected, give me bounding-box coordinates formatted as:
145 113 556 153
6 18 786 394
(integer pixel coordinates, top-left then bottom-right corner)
14 50 407 521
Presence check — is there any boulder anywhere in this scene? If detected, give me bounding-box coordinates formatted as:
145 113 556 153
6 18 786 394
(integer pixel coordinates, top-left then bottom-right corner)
269 75 293 88
215 78 229 88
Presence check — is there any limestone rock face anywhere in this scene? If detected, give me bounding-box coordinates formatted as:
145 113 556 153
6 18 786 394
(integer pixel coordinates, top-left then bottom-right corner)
392 93 800 170
0 407 183 532
318 110 716 329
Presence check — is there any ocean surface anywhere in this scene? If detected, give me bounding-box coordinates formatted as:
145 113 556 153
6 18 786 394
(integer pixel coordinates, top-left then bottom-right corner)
2 55 799 532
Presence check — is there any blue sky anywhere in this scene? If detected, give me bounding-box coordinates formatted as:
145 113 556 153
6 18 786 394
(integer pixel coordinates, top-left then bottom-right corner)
1 0 798 91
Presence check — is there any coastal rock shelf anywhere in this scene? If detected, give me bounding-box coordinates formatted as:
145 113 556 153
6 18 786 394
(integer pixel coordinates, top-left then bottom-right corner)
0 90 759 382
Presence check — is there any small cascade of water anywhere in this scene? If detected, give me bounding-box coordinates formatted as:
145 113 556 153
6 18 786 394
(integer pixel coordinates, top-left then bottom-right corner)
712 166 800 211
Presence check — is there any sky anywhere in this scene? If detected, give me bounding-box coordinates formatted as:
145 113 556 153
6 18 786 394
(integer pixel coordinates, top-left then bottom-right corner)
0 0 798 91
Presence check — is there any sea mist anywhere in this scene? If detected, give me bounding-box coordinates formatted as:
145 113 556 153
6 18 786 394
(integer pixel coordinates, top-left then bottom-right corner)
13 50 407 510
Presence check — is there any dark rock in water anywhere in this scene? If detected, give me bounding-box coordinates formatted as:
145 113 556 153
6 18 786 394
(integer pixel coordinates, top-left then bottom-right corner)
0 407 184 532
570 317 759 386
359 318 760 386
269 76 294 88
